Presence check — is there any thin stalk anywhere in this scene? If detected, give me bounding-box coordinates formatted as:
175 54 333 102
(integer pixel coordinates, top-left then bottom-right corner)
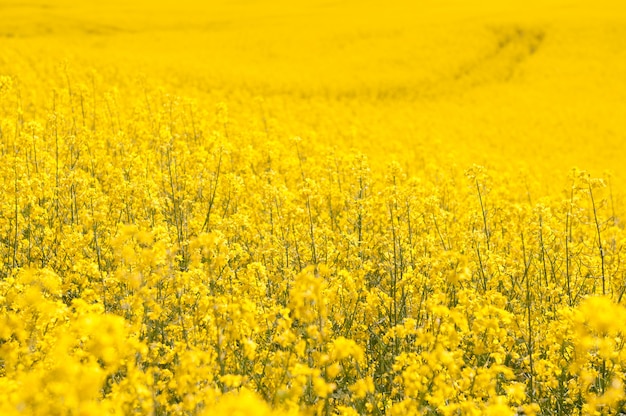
588 183 606 296
521 231 535 402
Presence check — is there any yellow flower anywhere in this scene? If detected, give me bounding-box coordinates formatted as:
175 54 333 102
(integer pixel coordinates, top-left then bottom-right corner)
349 377 375 399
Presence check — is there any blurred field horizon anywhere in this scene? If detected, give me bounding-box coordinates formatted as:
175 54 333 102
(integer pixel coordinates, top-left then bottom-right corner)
2 0 625 187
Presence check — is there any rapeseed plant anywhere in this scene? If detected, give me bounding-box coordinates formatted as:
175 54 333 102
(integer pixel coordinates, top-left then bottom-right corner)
1 0 626 415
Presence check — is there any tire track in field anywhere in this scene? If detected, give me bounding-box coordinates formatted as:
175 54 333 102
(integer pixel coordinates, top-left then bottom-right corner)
334 25 547 101
412 25 547 100
450 25 546 87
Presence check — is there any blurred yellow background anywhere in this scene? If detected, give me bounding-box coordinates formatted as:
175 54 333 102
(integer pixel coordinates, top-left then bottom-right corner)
1 0 625 189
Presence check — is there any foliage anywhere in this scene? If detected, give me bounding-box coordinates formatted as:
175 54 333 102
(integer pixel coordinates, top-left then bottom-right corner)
1 1 626 415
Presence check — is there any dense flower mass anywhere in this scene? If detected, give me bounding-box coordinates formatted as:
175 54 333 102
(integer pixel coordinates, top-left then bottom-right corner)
1 1 626 415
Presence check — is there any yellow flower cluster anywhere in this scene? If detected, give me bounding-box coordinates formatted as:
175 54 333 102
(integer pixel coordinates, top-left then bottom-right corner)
2 0 626 415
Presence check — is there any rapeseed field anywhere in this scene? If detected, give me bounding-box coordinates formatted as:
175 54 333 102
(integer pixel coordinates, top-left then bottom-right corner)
1 0 626 414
